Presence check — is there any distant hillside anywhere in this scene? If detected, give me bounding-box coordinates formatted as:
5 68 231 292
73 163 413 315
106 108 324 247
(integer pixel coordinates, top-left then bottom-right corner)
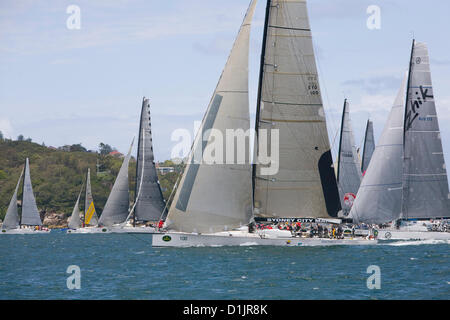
0 140 182 226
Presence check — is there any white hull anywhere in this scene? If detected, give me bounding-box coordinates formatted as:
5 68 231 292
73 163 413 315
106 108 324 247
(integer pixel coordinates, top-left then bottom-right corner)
109 226 157 234
1 228 51 235
153 231 377 247
66 227 110 234
377 229 450 241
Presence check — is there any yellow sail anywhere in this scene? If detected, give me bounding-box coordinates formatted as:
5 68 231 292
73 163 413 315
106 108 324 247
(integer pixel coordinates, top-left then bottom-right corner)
84 201 96 225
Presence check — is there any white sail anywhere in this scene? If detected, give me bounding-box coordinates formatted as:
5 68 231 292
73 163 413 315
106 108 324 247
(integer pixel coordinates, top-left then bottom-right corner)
2 169 23 230
253 0 341 219
21 158 42 226
84 168 98 226
361 119 375 174
99 140 134 227
68 186 83 230
337 100 362 214
164 0 257 233
350 75 407 224
402 41 450 219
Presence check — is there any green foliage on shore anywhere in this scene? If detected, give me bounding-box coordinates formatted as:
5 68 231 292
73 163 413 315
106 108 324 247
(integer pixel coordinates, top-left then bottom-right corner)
0 140 182 222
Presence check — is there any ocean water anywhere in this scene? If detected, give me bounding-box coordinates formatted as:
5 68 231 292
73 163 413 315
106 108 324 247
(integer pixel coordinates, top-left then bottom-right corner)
0 230 448 300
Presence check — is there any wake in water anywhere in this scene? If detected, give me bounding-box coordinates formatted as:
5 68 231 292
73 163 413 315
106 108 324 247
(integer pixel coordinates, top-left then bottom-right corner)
383 239 450 246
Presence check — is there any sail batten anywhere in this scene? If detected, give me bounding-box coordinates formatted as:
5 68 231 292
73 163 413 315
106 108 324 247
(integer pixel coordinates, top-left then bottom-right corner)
253 0 341 219
99 140 134 227
21 158 42 226
2 170 23 230
165 0 257 233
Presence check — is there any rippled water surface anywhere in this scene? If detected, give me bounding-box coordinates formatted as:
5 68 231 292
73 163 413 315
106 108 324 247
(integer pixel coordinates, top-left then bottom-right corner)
0 230 449 299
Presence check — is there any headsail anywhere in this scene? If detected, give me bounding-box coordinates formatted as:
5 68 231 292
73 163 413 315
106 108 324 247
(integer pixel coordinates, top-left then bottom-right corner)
84 168 98 226
337 100 362 214
68 184 83 230
164 0 257 233
253 0 341 219
402 40 450 219
99 139 134 227
361 120 375 174
21 158 42 226
133 98 166 223
350 75 407 224
2 169 24 230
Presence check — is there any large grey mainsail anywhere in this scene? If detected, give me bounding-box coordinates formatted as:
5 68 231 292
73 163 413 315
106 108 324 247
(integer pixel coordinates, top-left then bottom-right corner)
350 75 407 224
133 98 166 223
68 185 83 230
337 100 362 214
21 158 42 226
165 0 257 233
361 119 375 174
402 40 450 219
253 0 341 219
2 169 23 230
99 140 134 227
84 168 98 226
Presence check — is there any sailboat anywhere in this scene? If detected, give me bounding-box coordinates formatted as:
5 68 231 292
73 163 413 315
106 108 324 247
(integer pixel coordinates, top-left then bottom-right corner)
350 40 450 241
336 99 363 216
361 119 375 175
1 158 50 234
67 168 108 233
153 0 377 247
108 98 167 234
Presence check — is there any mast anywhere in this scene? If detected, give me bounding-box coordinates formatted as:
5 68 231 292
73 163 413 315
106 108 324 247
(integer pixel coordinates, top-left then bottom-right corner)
252 0 272 200
336 99 347 184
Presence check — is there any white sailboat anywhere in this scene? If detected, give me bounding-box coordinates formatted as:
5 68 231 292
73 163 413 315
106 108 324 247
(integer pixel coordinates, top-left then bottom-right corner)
350 40 450 241
67 168 109 233
109 98 167 234
1 158 50 234
336 100 363 216
153 0 377 247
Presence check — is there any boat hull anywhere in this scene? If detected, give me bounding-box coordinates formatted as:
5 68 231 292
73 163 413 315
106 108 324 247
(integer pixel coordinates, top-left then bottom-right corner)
377 229 450 241
152 232 377 247
66 227 110 234
1 229 51 235
109 226 157 234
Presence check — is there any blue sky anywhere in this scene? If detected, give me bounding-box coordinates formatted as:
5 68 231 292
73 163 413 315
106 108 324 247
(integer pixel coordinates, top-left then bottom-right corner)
1 0 449 170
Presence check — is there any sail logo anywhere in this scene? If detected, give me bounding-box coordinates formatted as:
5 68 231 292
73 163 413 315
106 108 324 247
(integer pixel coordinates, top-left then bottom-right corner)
405 85 434 131
84 202 96 225
344 193 356 208
162 235 172 242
